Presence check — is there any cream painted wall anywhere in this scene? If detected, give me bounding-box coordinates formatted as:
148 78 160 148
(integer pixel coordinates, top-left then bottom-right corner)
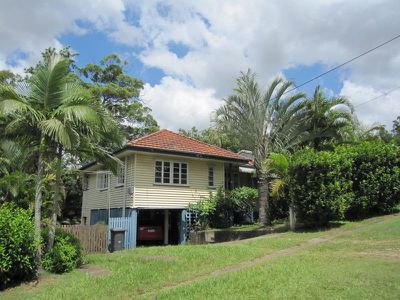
81 151 225 224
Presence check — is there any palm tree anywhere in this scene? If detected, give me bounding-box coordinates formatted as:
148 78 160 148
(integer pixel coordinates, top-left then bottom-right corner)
0 54 120 257
305 86 355 150
216 70 308 225
262 153 289 200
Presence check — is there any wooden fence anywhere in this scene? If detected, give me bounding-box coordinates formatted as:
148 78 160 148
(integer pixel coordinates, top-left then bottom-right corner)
61 225 108 255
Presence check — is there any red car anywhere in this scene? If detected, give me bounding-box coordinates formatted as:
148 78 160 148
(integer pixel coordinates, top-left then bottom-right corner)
138 226 163 241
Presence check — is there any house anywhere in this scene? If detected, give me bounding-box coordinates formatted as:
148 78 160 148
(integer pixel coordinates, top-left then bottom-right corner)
80 129 253 247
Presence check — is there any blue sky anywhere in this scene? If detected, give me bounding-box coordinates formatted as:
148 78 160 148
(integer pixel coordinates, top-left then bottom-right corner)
1 1 399 130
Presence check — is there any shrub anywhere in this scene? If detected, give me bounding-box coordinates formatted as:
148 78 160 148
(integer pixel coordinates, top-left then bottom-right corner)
188 191 218 230
229 187 258 223
289 142 400 226
41 228 82 274
190 187 261 229
340 142 400 219
289 149 354 226
0 203 36 289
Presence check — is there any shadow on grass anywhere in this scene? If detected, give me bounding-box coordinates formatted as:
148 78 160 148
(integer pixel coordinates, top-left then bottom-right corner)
294 221 345 233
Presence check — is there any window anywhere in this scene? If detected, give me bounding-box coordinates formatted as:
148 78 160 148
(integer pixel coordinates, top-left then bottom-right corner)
208 166 215 187
155 160 188 185
82 175 89 190
116 164 125 186
155 161 162 183
96 172 109 190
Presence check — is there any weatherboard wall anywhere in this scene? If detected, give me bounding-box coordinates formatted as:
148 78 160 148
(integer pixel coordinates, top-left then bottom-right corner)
81 155 134 225
81 151 225 224
133 152 224 209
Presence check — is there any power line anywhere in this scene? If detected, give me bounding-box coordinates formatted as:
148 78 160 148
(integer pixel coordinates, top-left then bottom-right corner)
354 85 400 108
283 32 400 96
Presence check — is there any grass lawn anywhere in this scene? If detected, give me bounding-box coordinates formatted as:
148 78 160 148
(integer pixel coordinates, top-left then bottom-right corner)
4 214 400 299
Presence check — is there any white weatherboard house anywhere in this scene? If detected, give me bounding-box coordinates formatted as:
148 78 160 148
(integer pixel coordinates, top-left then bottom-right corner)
80 129 253 247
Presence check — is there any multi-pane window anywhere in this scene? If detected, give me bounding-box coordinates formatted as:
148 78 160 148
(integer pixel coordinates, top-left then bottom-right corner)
116 164 125 186
96 172 108 190
155 161 162 183
208 166 215 187
155 160 188 185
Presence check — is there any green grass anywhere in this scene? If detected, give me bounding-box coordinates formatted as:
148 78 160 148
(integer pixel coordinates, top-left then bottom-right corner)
4 215 400 299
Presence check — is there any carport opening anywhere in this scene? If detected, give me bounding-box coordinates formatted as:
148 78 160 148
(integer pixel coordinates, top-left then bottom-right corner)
137 209 181 246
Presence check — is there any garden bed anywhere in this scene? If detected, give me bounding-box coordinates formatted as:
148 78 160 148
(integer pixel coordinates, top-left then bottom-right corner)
189 223 288 244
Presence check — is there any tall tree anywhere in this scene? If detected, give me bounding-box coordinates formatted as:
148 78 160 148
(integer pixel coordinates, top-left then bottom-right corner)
0 53 120 257
392 116 400 145
304 85 355 150
77 54 159 140
216 70 308 225
179 126 241 152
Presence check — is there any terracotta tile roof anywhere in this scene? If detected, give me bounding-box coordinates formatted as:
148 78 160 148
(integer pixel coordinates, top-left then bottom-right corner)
127 129 248 162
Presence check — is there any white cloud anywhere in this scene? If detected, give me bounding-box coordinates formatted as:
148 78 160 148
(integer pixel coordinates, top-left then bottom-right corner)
1 0 400 128
0 0 132 70
126 0 400 126
340 81 400 129
140 77 221 130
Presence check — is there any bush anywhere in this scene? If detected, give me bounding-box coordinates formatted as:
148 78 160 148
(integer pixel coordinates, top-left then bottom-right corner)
228 187 258 223
188 191 218 230
341 142 400 219
0 203 36 289
289 142 400 226
190 187 260 230
289 149 354 226
41 228 82 274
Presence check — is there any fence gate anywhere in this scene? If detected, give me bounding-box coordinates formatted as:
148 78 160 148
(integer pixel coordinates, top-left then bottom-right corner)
109 209 137 249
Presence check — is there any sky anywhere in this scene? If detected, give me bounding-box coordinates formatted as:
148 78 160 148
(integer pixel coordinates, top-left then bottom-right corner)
1 0 399 130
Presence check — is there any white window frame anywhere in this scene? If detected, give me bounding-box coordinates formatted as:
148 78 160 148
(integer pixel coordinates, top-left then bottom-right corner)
208 166 216 188
154 160 188 186
96 172 109 190
82 174 89 190
116 164 125 187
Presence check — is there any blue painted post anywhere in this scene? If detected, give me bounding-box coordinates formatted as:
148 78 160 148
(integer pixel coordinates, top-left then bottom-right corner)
180 209 187 244
129 209 137 248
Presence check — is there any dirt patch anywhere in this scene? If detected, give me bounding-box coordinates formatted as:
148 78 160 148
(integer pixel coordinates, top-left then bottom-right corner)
354 250 400 259
79 264 111 276
333 238 400 245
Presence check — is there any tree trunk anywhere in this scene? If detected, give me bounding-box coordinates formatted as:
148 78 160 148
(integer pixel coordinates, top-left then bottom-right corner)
34 138 45 261
258 179 271 226
48 146 62 251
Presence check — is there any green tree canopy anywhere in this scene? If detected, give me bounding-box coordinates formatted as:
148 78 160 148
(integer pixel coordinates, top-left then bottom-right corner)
77 54 159 140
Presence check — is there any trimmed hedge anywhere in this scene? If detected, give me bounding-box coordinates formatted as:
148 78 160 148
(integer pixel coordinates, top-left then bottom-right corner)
289 142 400 225
0 203 37 289
343 142 400 219
289 150 353 226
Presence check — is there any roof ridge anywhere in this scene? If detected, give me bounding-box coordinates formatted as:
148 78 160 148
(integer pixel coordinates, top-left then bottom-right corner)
127 129 247 161
170 130 243 156
128 129 168 144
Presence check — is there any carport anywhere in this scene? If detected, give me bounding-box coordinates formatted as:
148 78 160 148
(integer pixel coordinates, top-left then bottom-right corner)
136 209 187 246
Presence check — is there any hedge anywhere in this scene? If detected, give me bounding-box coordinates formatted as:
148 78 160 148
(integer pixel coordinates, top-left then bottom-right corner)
289 149 354 226
289 142 400 225
342 142 400 219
